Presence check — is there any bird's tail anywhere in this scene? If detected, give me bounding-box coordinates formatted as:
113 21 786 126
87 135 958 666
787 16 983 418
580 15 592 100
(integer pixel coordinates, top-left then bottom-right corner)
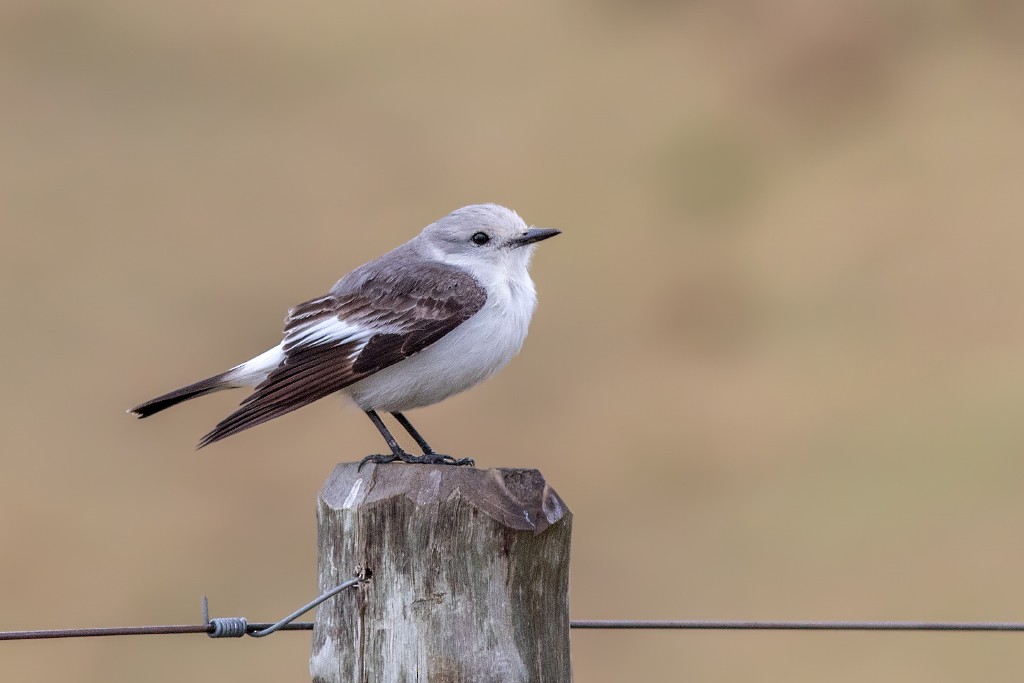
128 372 232 418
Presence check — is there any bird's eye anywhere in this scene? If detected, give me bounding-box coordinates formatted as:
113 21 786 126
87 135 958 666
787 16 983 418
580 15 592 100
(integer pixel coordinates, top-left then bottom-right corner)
471 232 490 246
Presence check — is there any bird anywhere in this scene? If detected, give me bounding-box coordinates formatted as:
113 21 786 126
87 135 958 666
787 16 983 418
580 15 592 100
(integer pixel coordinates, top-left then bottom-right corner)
129 203 560 467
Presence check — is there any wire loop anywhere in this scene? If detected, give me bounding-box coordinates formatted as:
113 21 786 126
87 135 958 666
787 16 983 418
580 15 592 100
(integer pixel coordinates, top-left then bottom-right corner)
201 574 363 638
208 618 248 638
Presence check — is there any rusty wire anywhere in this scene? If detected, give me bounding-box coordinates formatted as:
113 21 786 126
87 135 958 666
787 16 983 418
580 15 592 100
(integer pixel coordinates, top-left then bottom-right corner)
5 577 1024 641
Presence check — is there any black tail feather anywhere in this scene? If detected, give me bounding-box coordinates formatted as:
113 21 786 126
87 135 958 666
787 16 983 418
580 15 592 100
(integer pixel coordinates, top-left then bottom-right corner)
129 374 230 418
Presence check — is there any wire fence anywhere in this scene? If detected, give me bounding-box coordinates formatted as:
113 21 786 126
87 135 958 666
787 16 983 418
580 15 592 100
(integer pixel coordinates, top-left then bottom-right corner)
5 578 1024 642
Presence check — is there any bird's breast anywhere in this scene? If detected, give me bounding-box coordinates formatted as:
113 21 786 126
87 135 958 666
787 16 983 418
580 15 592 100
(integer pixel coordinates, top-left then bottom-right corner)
344 275 537 412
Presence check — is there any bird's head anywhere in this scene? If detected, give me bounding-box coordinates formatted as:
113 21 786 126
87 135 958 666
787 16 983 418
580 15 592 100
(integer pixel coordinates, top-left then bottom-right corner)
420 204 560 276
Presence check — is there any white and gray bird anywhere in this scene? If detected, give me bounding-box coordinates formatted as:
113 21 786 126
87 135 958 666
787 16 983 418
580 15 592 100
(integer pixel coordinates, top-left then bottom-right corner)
129 203 560 466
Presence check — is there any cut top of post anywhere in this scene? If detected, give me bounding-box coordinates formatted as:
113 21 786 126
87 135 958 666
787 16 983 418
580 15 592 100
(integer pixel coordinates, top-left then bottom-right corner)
320 463 568 534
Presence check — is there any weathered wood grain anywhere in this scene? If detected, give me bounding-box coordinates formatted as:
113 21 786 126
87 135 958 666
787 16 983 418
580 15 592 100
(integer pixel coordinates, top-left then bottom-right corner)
311 463 572 683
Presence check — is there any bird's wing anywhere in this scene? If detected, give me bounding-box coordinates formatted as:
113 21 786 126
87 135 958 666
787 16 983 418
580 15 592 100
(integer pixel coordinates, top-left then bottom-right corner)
197 262 487 447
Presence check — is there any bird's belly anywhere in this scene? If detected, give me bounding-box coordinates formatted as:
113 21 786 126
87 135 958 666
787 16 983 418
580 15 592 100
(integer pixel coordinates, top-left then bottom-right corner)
344 302 531 412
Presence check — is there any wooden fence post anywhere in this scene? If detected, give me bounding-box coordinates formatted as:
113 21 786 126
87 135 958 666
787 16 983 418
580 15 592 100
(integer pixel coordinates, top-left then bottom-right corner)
310 462 572 683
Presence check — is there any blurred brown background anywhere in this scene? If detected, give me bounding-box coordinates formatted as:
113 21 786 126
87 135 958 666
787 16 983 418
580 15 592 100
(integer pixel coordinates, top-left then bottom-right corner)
3 0 1024 680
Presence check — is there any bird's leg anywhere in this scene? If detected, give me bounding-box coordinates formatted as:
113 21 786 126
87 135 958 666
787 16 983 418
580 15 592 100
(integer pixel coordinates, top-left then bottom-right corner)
359 410 415 469
359 410 473 468
390 412 474 467
390 412 435 454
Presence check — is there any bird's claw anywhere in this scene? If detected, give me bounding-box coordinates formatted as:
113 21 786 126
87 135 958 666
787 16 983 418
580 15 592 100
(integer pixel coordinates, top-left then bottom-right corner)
421 453 475 467
358 453 399 470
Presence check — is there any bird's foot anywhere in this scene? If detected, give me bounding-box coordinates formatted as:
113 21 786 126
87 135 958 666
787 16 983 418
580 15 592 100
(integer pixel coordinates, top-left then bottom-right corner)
356 454 395 471
358 451 474 470
417 453 475 467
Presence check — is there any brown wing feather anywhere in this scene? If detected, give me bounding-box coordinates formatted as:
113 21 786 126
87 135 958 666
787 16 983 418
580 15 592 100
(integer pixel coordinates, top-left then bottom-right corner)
197 260 486 448
197 343 361 447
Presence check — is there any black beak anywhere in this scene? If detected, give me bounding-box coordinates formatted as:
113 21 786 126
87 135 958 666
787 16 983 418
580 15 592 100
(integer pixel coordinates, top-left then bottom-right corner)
510 228 561 248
